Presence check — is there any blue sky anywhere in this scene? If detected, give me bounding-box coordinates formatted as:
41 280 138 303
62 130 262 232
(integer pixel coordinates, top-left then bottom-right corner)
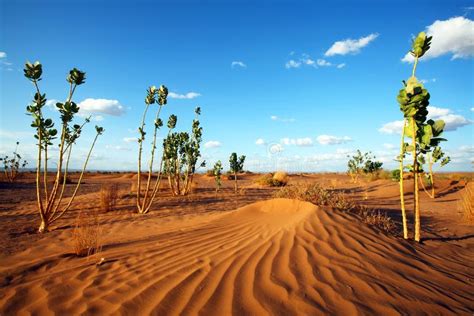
1 0 473 172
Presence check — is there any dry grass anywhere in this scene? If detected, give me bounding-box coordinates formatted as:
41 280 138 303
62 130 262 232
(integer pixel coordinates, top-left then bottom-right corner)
100 183 118 213
255 172 289 187
72 209 102 258
459 182 473 223
275 183 396 234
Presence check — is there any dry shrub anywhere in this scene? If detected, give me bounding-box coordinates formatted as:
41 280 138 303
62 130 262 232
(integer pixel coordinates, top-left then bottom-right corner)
460 182 473 223
275 183 396 235
72 209 102 257
356 207 397 234
100 183 118 212
255 172 288 187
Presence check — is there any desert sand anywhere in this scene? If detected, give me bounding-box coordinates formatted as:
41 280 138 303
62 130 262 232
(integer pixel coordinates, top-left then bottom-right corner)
0 173 473 315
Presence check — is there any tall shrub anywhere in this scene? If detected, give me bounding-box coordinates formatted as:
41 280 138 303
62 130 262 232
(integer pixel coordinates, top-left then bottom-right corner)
24 61 104 232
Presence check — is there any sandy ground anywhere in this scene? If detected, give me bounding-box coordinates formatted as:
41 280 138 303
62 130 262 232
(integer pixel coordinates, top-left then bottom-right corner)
0 172 473 315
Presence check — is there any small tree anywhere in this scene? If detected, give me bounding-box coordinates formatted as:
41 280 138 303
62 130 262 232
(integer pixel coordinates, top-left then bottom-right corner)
419 147 450 198
213 160 223 192
136 85 168 214
347 150 383 182
0 142 28 182
163 107 206 196
24 61 104 233
397 32 447 242
229 152 245 193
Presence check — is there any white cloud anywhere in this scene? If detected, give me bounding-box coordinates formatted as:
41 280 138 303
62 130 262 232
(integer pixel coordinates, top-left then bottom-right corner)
316 135 352 145
471 107 474 112
105 145 131 151
402 17 474 63
285 59 301 69
0 52 6 58
281 137 313 147
337 63 346 69
459 145 474 153
317 59 332 67
0 129 30 140
45 99 59 109
231 61 247 68
379 106 472 134
427 106 472 131
78 98 125 116
270 115 296 123
325 33 379 56
255 138 266 145
378 120 405 134
123 137 137 143
204 141 222 149
168 92 201 99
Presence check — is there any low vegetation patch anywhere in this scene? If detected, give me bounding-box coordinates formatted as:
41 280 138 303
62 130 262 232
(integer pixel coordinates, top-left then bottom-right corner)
100 183 119 213
72 209 102 258
275 183 396 235
255 171 289 187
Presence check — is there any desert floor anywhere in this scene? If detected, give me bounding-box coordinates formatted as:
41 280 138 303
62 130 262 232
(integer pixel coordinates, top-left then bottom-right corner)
0 172 473 315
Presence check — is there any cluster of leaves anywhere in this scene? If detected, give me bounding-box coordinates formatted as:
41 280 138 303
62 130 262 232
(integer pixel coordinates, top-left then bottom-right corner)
229 153 245 193
213 160 223 192
163 107 206 196
24 61 104 233
0 142 28 182
347 150 383 182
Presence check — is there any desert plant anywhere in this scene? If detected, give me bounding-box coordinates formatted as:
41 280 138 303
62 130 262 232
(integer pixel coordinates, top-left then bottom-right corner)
72 209 102 257
0 142 28 182
163 107 206 196
136 85 168 214
418 147 450 198
256 172 289 187
347 150 383 182
24 61 104 233
213 160 223 192
100 183 118 212
229 152 245 193
390 169 401 182
396 32 448 242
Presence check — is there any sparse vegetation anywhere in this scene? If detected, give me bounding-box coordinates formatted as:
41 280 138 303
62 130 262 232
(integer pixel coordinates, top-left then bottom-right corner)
418 147 450 198
255 172 289 187
0 142 28 182
72 209 102 258
136 85 168 214
274 183 395 234
396 32 447 242
24 61 104 233
213 160 223 192
163 107 206 196
100 183 119 212
229 152 245 193
347 150 383 183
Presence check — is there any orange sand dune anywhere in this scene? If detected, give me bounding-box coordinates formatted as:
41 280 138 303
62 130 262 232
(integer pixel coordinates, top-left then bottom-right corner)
1 198 473 315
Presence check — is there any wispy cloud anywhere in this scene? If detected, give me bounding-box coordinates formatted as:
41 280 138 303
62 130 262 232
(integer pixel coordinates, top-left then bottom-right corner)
168 92 201 99
316 135 352 145
204 140 222 149
420 78 437 84
0 52 6 58
402 17 474 63
281 137 313 147
336 63 346 69
285 59 301 69
325 33 379 56
123 137 137 143
270 115 296 123
231 61 247 68
286 53 345 69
